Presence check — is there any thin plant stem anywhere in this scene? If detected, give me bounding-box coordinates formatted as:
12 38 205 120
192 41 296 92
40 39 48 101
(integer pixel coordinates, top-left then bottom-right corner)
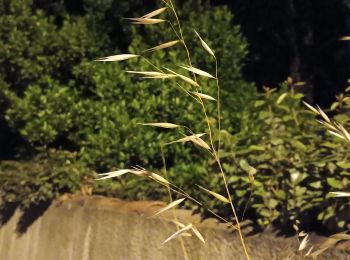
215 57 221 157
161 146 189 260
166 1 250 259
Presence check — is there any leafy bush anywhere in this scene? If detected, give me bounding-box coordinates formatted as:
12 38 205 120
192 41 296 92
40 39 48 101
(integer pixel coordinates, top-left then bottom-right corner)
2 2 255 173
211 80 350 233
0 149 94 210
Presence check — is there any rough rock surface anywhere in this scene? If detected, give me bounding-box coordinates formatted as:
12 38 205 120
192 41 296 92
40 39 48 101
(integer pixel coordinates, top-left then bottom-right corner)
0 195 349 260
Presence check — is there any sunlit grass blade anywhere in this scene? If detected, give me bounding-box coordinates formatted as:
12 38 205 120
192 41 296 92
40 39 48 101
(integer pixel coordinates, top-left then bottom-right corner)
316 120 337 131
142 7 167 18
302 101 320 115
191 226 205 243
194 30 215 57
139 122 181 128
95 54 139 62
328 130 345 140
126 71 165 77
162 224 193 245
197 185 230 204
179 232 192 237
171 220 185 228
336 123 350 141
329 191 350 197
304 246 314 257
180 65 215 79
193 92 216 101
166 133 210 150
316 105 331 123
166 133 205 144
125 18 165 25
165 68 200 87
143 40 180 52
96 169 130 180
141 75 177 79
153 198 186 217
298 233 310 251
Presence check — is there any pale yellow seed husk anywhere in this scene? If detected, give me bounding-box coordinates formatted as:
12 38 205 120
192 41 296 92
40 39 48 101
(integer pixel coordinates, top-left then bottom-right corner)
162 224 193 245
180 65 215 79
194 30 215 57
95 54 139 62
144 40 180 52
165 68 200 87
125 18 165 25
329 191 350 197
302 101 319 115
197 185 230 204
191 226 205 243
153 198 186 217
139 122 180 128
193 92 216 101
142 7 167 18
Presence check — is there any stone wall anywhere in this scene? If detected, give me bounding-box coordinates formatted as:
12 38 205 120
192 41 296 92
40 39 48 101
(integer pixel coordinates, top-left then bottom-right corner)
0 196 348 260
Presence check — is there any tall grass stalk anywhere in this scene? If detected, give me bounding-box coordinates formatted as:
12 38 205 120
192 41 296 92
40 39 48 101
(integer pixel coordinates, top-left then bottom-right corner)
96 1 250 259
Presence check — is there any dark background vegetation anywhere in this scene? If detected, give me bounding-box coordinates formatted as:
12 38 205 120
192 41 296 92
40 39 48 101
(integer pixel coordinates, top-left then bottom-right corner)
1 0 350 234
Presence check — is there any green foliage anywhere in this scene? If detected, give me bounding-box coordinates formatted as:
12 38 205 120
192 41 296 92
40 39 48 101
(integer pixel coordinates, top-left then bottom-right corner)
2 1 254 174
0 149 94 209
211 82 350 233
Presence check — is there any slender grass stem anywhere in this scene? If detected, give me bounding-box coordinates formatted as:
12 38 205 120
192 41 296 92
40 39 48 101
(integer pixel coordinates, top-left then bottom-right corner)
161 147 189 260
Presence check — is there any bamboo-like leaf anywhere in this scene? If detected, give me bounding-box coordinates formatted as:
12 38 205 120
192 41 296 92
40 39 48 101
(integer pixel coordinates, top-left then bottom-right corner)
150 172 169 185
276 92 288 105
180 65 215 79
329 191 350 197
139 122 181 129
95 54 139 62
302 101 319 115
193 92 216 101
162 224 193 245
298 233 310 251
143 40 180 52
165 68 199 87
153 198 186 217
197 185 230 204
96 169 130 180
194 30 215 57
142 7 167 18
191 226 205 243
125 18 165 25
340 36 350 41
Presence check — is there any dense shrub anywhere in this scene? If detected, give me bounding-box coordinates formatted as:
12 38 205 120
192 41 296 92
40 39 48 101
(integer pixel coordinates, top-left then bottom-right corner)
210 81 350 233
2 2 254 172
0 149 94 210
